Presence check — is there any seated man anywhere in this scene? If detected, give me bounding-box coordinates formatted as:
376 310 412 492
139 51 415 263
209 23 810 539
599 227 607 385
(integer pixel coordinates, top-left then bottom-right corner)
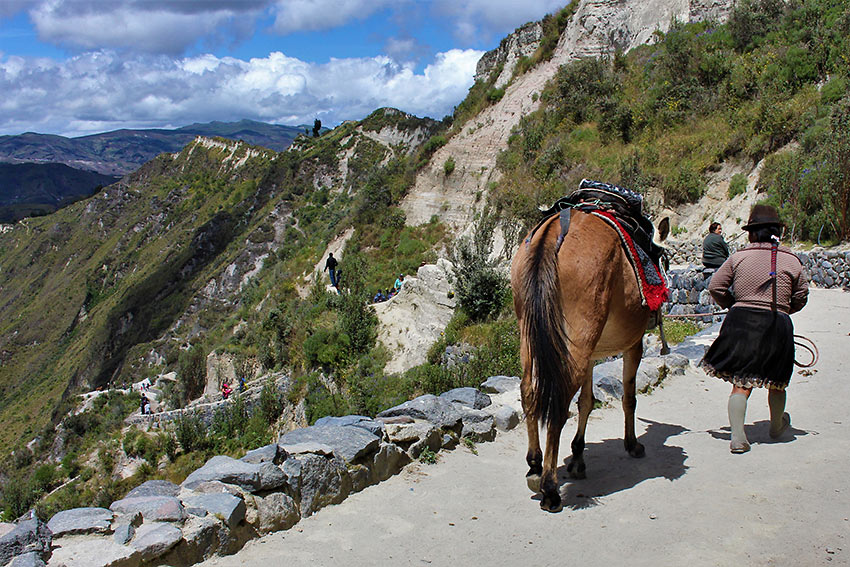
702 222 730 270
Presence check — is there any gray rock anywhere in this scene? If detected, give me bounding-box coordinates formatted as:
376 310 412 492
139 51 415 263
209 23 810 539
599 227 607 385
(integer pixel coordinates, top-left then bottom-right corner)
124 480 179 499
8 551 45 567
257 462 289 492
480 376 520 394
384 421 438 446
281 459 302 494
183 455 264 492
439 387 491 409
349 464 371 493
374 415 414 425
112 523 135 545
488 405 520 431
278 425 380 463
370 443 408 484
441 432 460 449
254 492 299 534
176 515 225 563
461 414 496 442
314 415 385 437
377 394 462 429
240 443 282 465
0 513 51 566
0 524 13 539
109 496 186 522
593 373 625 402
297 454 352 517
129 522 182 561
180 493 246 528
47 507 113 538
277 441 335 456
46 535 139 567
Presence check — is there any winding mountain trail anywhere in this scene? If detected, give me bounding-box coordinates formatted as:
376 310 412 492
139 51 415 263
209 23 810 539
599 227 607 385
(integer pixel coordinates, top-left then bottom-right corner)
200 288 849 567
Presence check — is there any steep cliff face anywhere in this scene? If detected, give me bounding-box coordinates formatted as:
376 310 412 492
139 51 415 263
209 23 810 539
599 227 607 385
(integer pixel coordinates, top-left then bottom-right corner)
474 21 544 89
401 0 734 235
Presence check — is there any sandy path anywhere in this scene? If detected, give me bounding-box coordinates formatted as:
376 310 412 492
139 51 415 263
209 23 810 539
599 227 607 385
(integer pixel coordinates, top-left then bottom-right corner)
200 288 850 567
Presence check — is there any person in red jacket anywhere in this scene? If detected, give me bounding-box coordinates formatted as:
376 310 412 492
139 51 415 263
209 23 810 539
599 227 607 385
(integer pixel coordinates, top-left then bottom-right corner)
700 204 809 454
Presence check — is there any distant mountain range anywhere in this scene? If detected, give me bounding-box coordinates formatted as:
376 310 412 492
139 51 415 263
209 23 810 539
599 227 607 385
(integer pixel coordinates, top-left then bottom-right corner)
0 119 307 222
0 163 119 223
0 119 306 176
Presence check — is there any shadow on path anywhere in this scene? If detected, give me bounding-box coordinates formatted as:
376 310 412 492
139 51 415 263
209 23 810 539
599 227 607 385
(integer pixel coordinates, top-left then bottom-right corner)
708 419 811 446
531 418 690 511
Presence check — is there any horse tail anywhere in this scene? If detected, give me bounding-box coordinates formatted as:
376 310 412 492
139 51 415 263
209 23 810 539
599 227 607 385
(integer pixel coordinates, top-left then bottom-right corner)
518 217 572 426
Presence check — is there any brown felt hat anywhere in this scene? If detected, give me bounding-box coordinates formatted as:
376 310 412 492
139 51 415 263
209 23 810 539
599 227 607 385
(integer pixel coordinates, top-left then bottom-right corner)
742 204 783 230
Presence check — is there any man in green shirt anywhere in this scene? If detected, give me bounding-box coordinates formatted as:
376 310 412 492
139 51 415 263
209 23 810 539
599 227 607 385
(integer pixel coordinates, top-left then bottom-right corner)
702 222 730 269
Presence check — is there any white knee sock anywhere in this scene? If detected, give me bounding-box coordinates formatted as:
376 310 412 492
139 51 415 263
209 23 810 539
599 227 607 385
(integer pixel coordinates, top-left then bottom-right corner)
728 393 749 445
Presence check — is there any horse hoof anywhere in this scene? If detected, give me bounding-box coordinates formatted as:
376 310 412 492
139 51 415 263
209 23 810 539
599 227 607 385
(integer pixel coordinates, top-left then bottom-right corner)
540 492 563 513
628 442 645 458
566 460 586 479
526 474 541 493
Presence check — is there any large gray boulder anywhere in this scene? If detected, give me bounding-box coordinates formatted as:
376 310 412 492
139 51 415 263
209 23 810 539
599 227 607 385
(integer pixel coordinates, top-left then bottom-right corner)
480 376 520 394
46 535 139 567
47 507 113 538
460 410 496 441
180 493 246 529
182 456 259 491
129 522 182 562
182 455 287 493
377 394 462 429
8 551 45 567
173 515 225 564
109 496 186 523
240 444 282 465
314 415 385 437
0 513 51 566
486 404 521 431
278 425 381 463
296 454 352 517
124 480 179 499
439 387 491 410
370 443 409 484
254 492 300 535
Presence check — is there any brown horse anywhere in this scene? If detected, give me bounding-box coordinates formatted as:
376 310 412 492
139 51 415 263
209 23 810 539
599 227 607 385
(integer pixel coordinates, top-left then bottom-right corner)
510 209 667 512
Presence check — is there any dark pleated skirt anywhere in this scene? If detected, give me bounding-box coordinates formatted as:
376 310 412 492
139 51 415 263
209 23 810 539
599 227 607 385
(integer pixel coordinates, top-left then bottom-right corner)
700 306 795 390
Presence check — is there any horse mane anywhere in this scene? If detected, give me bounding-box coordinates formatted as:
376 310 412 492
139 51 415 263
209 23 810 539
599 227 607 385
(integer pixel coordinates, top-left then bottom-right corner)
518 216 573 426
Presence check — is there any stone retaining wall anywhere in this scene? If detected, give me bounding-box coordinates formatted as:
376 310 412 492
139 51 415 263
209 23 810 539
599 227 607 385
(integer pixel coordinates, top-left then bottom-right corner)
665 240 850 290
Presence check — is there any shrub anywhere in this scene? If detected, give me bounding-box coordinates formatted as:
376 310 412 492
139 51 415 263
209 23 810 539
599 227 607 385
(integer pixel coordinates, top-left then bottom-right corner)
174 412 208 453
449 209 509 322
443 156 456 176
258 378 283 424
728 173 748 198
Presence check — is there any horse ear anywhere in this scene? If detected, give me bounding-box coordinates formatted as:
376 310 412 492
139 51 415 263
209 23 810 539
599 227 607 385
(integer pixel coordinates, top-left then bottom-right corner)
657 217 670 242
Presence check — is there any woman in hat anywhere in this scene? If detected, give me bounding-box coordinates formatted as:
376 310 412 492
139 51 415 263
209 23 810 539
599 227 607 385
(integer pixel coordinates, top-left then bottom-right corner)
700 204 809 453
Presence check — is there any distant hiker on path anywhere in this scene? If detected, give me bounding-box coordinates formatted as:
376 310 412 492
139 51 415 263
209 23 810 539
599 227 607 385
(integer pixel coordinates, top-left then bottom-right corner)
700 204 808 454
702 222 730 270
324 253 338 287
394 274 405 292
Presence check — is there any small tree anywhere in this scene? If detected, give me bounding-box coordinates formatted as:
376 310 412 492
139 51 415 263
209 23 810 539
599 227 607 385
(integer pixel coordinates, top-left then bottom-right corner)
313 119 322 137
449 207 509 322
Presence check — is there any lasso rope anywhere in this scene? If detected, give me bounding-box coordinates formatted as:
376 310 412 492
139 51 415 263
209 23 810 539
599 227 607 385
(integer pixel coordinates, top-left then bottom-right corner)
793 334 819 368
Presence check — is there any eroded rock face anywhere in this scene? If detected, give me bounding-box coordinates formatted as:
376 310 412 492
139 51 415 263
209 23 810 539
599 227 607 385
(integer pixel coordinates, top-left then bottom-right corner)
373 259 457 374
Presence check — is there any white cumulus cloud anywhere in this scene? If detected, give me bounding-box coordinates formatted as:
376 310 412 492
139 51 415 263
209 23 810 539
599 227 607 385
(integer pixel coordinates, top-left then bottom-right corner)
0 47 482 137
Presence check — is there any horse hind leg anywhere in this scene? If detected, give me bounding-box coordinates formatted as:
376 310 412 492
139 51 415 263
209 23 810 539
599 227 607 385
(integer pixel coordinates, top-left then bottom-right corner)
539 411 568 512
566 364 594 479
521 359 543 492
622 340 646 458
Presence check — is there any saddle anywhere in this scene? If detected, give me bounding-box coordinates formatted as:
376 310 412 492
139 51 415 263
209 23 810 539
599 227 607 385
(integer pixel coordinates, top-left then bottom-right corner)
534 179 664 266
527 179 669 311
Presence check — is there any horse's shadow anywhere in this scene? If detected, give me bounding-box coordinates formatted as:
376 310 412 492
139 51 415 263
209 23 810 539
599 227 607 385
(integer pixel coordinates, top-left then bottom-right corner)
708 419 810 445
533 418 690 511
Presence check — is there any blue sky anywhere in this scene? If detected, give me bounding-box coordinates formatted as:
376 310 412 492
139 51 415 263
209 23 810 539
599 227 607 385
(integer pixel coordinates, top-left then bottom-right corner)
0 0 565 137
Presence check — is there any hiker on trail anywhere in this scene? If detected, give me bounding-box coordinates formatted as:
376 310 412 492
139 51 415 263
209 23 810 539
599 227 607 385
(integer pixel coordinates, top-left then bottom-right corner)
700 204 808 454
702 222 730 270
221 381 233 400
373 290 386 303
140 393 151 415
324 253 338 287
394 274 405 292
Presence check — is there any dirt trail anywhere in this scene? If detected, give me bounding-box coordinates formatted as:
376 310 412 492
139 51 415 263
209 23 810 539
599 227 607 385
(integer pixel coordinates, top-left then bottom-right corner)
200 288 850 567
